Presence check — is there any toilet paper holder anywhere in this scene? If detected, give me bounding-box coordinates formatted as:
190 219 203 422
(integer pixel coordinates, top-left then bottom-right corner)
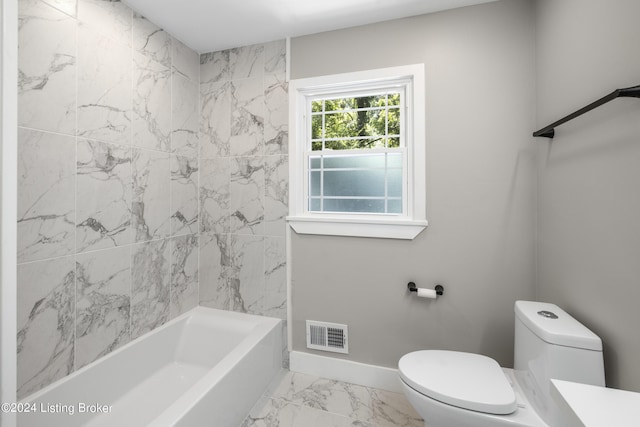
407 282 444 296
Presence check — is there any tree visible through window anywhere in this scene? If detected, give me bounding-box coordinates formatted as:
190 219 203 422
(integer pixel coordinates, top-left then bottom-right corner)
311 93 401 150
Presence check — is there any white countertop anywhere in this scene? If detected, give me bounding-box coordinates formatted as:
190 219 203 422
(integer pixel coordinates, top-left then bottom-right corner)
551 379 640 427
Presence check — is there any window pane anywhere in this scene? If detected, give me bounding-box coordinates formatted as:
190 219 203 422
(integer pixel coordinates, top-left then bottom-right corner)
309 198 321 211
387 199 402 214
325 97 357 111
308 153 404 214
387 153 402 168
387 93 401 106
387 107 400 135
323 154 385 169
324 110 386 139
311 141 323 151
324 138 384 150
323 170 385 197
310 157 321 169
311 115 323 140
312 100 323 113
370 94 389 107
326 95 381 111
387 168 403 198
387 137 400 148
310 171 321 196
369 138 386 149
323 199 386 213
324 111 360 139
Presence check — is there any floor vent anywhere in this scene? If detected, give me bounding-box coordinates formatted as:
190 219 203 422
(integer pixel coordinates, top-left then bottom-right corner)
306 320 348 354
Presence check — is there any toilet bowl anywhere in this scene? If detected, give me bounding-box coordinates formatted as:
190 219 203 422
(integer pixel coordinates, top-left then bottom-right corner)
399 351 547 427
398 301 605 427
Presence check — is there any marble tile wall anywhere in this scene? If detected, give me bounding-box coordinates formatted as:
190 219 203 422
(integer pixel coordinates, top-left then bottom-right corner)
18 0 289 400
198 41 289 365
17 0 200 399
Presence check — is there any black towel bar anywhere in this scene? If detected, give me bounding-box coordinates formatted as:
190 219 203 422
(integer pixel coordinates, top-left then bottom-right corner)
533 85 640 138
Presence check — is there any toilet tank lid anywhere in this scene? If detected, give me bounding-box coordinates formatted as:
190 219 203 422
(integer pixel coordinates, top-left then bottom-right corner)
515 301 602 351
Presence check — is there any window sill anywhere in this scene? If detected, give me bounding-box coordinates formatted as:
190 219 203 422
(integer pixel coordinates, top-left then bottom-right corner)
287 216 427 240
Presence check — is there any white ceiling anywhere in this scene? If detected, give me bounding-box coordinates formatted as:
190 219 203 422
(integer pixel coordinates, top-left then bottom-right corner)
122 0 500 54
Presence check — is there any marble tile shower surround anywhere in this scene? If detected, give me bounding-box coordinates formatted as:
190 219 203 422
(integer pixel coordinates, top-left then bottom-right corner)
131 239 170 340
198 41 288 315
198 40 289 365
132 147 171 242
17 128 76 262
76 138 132 252
17 0 201 399
170 234 199 318
17 256 75 401
171 155 199 236
18 0 76 134
133 52 172 152
75 246 131 370
17 0 289 399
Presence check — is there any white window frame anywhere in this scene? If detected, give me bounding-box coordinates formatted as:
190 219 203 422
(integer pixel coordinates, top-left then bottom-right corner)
288 64 427 240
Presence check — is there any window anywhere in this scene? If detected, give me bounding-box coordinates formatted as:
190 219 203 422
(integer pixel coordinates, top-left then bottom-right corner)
288 64 427 239
309 91 403 214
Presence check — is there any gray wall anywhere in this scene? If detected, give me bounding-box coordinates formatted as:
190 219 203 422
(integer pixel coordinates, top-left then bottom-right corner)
290 0 537 368
535 0 640 391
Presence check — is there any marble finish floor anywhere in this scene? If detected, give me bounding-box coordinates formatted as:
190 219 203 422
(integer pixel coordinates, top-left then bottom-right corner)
241 370 424 427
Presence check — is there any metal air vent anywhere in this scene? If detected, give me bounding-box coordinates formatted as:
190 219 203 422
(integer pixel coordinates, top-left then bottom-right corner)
306 320 348 354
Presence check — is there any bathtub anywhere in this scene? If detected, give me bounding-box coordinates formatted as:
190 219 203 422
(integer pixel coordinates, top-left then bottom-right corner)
18 307 282 427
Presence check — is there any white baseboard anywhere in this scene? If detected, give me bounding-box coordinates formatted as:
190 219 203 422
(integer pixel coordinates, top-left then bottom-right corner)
289 351 403 393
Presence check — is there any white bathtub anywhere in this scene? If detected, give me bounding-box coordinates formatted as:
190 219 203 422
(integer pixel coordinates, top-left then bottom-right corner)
18 307 282 427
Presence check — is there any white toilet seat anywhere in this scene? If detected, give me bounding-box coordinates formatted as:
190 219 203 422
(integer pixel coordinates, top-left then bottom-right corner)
398 350 517 415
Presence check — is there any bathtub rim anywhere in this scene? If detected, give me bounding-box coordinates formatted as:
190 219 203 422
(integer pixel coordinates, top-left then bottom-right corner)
19 306 282 405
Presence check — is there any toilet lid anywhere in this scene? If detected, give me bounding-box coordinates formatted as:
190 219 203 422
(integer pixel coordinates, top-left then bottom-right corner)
398 350 517 415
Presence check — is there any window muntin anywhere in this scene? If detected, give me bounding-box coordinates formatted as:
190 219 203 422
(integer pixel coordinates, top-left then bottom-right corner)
305 89 406 215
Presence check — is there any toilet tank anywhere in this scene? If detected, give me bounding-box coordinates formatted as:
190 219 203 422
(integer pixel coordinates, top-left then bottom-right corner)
513 301 605 425
514 301 605 386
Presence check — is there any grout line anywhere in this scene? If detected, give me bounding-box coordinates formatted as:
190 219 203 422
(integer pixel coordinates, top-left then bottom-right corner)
16 234 173 267
18 125 75 140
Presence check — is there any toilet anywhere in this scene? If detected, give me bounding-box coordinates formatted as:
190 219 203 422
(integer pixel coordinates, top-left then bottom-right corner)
398 301 605 427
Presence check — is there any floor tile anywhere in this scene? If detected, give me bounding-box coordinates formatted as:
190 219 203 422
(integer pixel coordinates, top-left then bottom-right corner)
369 389 423 427
241 397 367 427
241 370 423 427
269 371 373 422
